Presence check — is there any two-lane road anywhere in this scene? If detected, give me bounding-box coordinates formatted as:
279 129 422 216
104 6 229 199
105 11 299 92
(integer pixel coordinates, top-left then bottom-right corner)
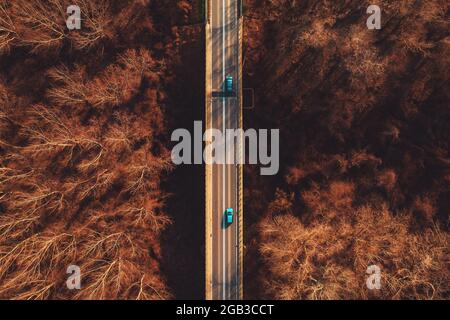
206 0 241 300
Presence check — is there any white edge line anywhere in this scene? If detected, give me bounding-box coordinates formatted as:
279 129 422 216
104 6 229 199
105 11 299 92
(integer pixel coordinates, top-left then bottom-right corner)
222 0 226 300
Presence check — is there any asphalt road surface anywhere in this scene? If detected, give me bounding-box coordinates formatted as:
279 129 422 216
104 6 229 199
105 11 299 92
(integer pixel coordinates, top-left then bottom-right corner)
208 0 241 300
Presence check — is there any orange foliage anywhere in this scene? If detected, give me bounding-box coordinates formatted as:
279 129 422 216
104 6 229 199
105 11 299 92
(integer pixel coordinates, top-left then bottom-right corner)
0 0 181 299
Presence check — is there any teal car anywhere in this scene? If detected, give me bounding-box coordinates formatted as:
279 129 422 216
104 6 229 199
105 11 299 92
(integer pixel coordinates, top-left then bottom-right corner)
226 208 234 224
225 76 233 93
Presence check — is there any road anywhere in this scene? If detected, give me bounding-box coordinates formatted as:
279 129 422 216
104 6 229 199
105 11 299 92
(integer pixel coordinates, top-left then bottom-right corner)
206 0 242 300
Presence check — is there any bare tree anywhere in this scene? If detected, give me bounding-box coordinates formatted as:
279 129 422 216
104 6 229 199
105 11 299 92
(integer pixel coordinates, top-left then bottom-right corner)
132 274 169 300
0 233 76 299
104 112 137 153
119 200 171 231
47 66 89 107
88 49 156 108
124 156 172 195
73 231 133 299
9 184 66 217
69 0 112 50
0 2 17 53
24 105 104 167
77 169 115 201
12 0 67 53
118 49 157 77
88 65 125 108
0 167 33 186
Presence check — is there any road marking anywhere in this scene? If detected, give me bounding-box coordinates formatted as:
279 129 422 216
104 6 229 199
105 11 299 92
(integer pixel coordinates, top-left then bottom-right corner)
222 0 226 300
236 0 240 300
211 1 216 299
227 1 237 299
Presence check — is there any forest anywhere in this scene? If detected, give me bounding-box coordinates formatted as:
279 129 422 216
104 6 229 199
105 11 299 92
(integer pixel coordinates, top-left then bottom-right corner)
0 0 448 299
243 0 449 299
0 0 203 299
